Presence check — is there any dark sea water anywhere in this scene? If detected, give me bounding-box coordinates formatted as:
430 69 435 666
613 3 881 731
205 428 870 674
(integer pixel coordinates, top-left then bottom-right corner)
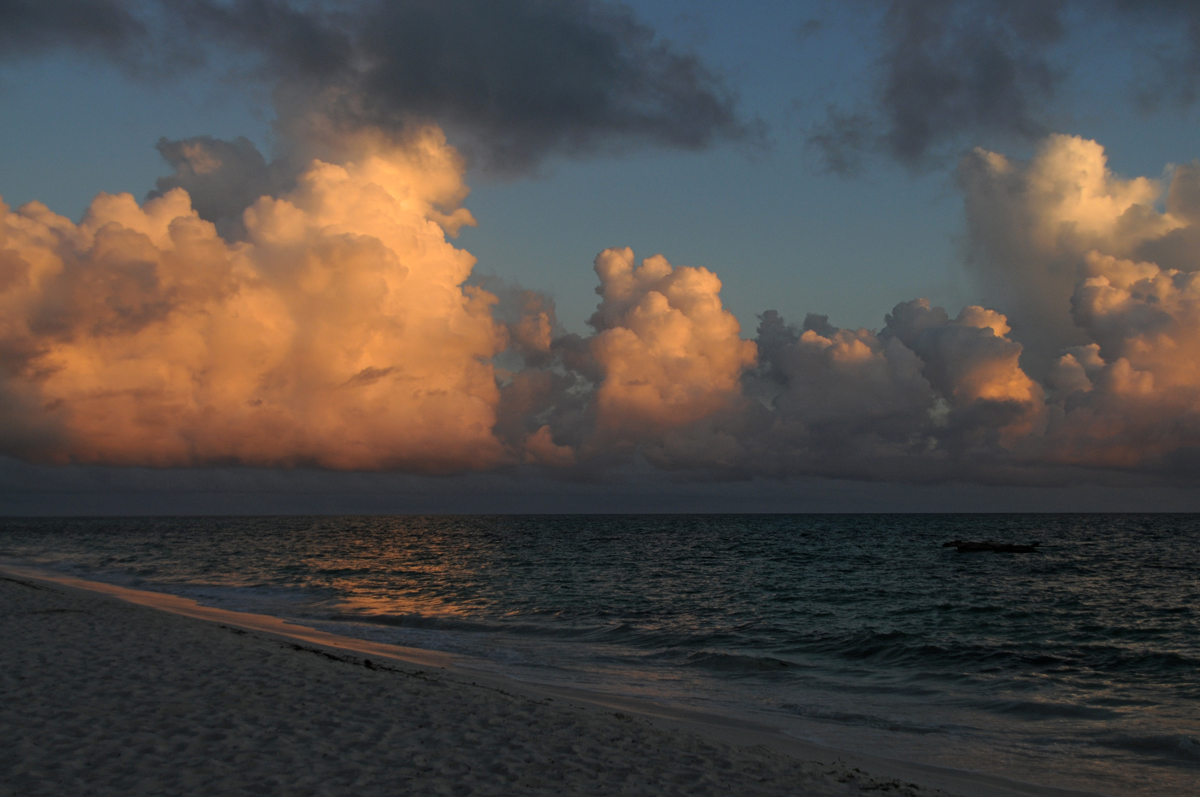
1 514 1197 795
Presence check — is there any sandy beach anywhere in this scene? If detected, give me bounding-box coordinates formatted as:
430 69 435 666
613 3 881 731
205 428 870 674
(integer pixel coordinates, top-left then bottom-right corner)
0 568 1096 797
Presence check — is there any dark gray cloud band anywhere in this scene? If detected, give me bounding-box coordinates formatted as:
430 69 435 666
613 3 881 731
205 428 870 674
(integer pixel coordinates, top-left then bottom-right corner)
0 0 755 172
809 0 1200 173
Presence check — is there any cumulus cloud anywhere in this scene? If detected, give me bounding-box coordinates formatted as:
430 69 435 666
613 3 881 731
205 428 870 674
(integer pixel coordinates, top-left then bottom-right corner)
0 128 506 471
0 134 757 477
1042 252 1200 471
746 299 1043 480
950 134 1200 476
6 122 1200 485
551 134 1200 483
586 248 756 437
19 3 1200 489
483 248 760 474
957 134 1179 376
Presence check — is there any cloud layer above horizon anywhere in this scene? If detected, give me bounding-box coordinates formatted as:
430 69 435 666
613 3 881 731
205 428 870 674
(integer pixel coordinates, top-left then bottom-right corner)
5 128 1200 485
10 0 1200 488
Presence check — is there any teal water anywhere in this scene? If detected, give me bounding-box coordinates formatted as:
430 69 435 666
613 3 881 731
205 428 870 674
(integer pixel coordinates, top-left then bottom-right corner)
1 514 1197 794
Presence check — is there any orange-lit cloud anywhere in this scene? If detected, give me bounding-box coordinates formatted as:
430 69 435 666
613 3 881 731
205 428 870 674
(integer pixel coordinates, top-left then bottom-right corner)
954 135 1200 474
1040 252 1200 469
748 299 1043 480
958 134 1182 375
7 129 1200 484
0 128 506 471
588 248 756 437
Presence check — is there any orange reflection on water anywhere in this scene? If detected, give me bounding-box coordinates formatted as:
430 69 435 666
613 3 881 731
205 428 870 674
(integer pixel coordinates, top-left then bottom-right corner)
299 519 505 622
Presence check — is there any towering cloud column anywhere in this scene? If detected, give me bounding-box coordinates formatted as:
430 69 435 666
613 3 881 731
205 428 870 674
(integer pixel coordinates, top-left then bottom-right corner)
958 134 1181 375
0 129 506 471
587 248 757 441
959 135 1200 473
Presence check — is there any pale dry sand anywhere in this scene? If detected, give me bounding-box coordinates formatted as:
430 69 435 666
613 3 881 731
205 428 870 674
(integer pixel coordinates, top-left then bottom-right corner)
0 570 1089 797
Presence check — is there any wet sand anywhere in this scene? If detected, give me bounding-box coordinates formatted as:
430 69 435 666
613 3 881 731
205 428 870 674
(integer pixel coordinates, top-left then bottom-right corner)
0 568 1097 797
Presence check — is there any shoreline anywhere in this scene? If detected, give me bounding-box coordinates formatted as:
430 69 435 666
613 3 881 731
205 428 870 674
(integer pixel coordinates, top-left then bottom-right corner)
1 563 1103 797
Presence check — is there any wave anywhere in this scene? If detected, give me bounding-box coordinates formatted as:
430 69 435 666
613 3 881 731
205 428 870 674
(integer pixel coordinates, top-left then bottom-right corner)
324 612 696 651
785 628 1200 681
976 699 1124 721
777 702 958 735
682 650 798 673
328 611 597 639
1100 733 1200 763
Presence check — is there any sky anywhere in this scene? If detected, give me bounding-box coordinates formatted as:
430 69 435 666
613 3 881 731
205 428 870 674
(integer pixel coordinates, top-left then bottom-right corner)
5 0 1200 513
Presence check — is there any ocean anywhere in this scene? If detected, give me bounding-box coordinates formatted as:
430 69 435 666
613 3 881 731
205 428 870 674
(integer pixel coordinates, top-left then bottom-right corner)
1 514 1196 795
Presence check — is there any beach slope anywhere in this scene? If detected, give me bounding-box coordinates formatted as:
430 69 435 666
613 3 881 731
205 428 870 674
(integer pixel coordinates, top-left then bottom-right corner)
0 573 1039 796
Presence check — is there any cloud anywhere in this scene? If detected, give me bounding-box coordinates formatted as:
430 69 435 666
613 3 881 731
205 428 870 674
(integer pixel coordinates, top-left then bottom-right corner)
2 0 756 173
810 0 1066 172
13 5 1200 489
950 134 1200 476
6 125 1200 485
0 128 506 471
745 299 1043 480
484 248 759 474
1042 252 1200 470
544 134 1200 484
808 1 1200 173
0 133 757 477
1112 0 1200 110
147 135 281 240
0 1 146 62
569 248 758 471
319 0 758 171
587 248 756 437
957 134 1178 376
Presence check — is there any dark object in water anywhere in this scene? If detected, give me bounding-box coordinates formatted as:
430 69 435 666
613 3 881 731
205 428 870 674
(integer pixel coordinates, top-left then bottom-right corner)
942 540 1041 553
